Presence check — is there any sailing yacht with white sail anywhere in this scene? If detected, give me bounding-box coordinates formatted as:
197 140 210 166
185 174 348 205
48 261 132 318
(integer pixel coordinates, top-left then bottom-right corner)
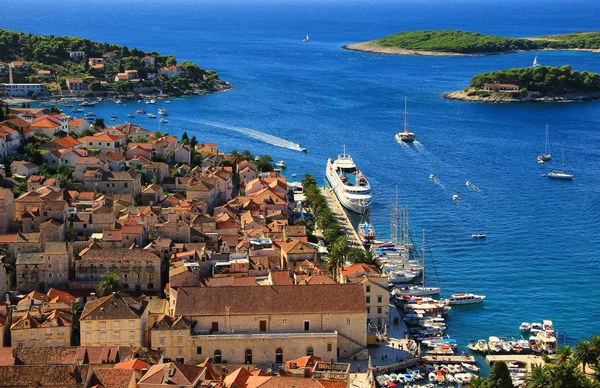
395 97 416 143
532 56 541 68
303 34 310 42
547 145 573 180
538 124 552 164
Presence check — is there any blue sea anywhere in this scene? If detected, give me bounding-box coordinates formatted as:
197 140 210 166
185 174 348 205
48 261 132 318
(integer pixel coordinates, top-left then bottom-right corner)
4 0 600 367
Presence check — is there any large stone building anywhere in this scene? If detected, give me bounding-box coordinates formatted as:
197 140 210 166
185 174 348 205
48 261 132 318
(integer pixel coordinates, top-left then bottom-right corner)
73 248 161 292
10 307 73 347
80 294 149 347
167 284 367 365
16 242 72 292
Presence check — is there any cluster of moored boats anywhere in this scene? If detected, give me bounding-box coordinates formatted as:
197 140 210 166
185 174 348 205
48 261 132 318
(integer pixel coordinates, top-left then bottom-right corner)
467 320 557 355
376 363 479 387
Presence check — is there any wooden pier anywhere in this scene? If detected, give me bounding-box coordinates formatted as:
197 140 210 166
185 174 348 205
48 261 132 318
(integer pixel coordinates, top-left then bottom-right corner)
486 355 544 372
421 355 476 364
321 188 365 251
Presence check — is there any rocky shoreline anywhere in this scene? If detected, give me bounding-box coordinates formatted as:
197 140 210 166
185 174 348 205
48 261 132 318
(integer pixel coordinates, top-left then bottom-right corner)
443 89 600 103
342 41 600 57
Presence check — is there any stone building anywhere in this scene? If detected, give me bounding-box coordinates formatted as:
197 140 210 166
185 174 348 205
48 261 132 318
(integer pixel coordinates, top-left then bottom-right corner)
0 189 14 233
10 307 73 347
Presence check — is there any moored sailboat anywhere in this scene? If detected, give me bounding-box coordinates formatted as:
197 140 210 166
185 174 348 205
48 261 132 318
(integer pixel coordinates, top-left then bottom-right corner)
538 124 552 163
395 97 416 143
547 144 573 180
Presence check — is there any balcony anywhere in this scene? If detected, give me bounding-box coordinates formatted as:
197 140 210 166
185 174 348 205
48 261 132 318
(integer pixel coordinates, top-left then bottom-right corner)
132 266 142 272
145 265 154 272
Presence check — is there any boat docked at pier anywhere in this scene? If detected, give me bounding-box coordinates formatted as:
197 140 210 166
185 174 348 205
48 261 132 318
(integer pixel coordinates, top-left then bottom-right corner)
325 146 371 214
395 97 416 144
357 208 376 244
446 293 485 305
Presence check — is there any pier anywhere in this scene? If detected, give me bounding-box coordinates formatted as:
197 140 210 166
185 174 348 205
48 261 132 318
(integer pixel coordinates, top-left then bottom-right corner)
321 188 365 251
421 355 476 364
486 355 544 372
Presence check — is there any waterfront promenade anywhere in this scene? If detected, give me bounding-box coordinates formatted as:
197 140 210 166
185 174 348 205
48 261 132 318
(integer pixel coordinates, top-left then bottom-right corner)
321 188 365 251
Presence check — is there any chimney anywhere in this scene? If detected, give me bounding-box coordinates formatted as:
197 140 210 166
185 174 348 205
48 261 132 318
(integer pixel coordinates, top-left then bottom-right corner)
9 67 13 85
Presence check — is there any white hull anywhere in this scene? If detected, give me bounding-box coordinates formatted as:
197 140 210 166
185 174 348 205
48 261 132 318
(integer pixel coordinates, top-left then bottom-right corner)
325 153 371 215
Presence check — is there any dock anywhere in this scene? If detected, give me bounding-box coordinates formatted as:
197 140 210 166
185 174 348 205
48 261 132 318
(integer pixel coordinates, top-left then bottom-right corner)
421 355 476 364
486 355 544 372
320 188 365 251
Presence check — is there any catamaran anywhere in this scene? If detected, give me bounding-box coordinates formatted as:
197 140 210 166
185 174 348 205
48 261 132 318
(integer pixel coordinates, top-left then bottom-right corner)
325 145 371 214
538 124 552 163
302 34 310 42
395 97 416 143
547 145 573 180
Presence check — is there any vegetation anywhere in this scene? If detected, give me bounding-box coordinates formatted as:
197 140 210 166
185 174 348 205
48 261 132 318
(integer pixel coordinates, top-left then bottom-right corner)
469 66 600 95
374 30 600 54
0 28 226 96
96 272 124 297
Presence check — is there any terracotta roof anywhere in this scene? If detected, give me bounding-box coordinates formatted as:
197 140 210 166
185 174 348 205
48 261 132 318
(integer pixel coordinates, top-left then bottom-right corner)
224 366 252 388
269 270 293 285
114 358 149 373
138 362 207 385
90 368 135 388
47 288 77 304
30 117 61 128
280 240 316 255
80 133 121 142
81 294 147 321
103 151 125 161
0 365 90 386
339 263 380 277
175 284 365 316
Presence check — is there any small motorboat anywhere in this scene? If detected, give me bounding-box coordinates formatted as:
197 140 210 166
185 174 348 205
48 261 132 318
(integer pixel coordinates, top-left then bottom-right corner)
389 373 398 383
300 147 308 152
158 107 168 116
115 100 122 104
126 113 135 118
147 113 156 118
471 233 486 239
276 160 286 168
137 100 142 103
461 362 480 373
146 99 156 105
501 339 513 353
452 194 459 201
110 115 117 119
136 109 146 114
85 112 96 117
530 322 543 334
429 174 436 179
519 322 531 332
165 100 171 104
159 118 168 123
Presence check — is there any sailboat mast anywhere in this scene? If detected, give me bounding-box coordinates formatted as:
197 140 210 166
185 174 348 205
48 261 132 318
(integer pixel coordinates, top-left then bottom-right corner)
546 124 550 154
403 97 408 133
562 144 565 172
422 230 426 287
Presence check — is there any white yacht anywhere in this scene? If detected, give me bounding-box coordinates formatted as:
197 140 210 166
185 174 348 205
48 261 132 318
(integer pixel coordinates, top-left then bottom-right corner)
446 293 485 305
325 146 372 214
158 107 168 116
276 160 286 168
395 97 416 144
547 145 573 180
488 336 502 353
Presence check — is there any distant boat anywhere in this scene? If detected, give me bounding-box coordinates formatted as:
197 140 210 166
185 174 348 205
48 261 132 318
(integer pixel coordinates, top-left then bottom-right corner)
303 34 310 42
538 124 552 163
165 100 171 104
126 113 135 118
136 109 146 114
146 99 156 105
532 56 540 68
300 147 308 152
158 107 168 116
276 160 286 168
80 100 97 107
471 233 486 239
395 97 416 144
547 144 573 180
115 100 122 104
147 113 156 118
159 118 168 123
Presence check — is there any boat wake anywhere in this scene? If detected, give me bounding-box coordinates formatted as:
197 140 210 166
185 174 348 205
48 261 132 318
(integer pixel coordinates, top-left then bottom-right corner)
466 181 481 192
180 118 306 152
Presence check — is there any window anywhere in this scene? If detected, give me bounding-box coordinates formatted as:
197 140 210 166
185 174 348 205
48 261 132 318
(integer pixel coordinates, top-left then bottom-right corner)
214 349 222 363
115 332 120 339
148 274 153 279
366 285 371 293
129 331 135 339
306 347 314 356
259 320 267 332
367 307 370 314
211 322 219 331
58 339 64 346
99 321 106 329
275 348 283 364
129 320 135 327
57 327 63 334
46 340 52 346
377 307 382 314
160 337 165 345
177 336 183 344
346 318 351 325
304 321 310 331
114 321 120 328
281 318 287 325
123 274 128 279
197 346 202 354
366 296 370 304
244 348 252 364
99 332 106 340
377 295 382 303
327 343 332 352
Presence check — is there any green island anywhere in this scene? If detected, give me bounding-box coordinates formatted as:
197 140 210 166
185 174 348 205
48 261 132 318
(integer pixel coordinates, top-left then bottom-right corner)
0 28 229 98
342 30 600 56
444 65 600 103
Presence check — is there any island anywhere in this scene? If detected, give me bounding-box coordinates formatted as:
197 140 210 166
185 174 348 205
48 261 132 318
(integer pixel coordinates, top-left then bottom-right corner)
443 65 600 103
0 28 230 99
342 30 600 56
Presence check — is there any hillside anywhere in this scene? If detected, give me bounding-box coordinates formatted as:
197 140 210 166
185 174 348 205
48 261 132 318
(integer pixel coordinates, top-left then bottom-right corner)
0 28 229 97
343 30 600 56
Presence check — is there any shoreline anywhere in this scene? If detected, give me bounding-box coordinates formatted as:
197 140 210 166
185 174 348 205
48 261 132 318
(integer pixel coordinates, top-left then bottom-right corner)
443 88 600 103
342 41 600 57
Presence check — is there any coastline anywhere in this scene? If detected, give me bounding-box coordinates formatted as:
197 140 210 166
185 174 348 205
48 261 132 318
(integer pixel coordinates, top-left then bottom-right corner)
342 40 600 57
443 88 600 103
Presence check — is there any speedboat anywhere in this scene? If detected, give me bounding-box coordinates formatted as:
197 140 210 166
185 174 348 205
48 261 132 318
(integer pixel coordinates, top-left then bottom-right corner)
529 338 543 354
72 108 85 113
488 336 502 353
542 320 554 335
519 322 531 332
446 293 485 305
358 222 376 244
80 100 97 107
146 99 156 105
158 107 168 115
462 362 480 373
159 118 168 123
325 145 371 214
501 339 513 353
429 174 436 179
147 113 156 118
136 109 146 114
126 113 135 118
165 100 171 104
276 160 286 168
530 322 543 334
300 147 308 152
84 112 96 117
452 194 459 201
115 100 122 104
110 115 117 119
471 233 486 238
393 285 441 297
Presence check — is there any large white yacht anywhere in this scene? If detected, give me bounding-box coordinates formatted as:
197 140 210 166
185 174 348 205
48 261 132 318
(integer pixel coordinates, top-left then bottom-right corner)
325 146 372 214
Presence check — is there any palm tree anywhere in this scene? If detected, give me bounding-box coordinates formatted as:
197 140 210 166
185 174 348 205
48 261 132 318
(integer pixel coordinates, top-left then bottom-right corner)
96 272 124 297
589 335 600 362
525 364 551 388
574 340 596 374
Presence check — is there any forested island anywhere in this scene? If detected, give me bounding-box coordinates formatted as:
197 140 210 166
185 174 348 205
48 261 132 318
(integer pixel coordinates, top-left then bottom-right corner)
343 30 600 56
0 28 229 97
444 65 600 103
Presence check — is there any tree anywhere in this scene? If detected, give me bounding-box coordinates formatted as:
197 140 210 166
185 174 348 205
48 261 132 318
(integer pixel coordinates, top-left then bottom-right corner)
574 340 596 373
96 272 124 296
181 131 189 144
256 154 273 172
151 129 164 140
486 361 514 388
302 173 317 189
525 364 551 388
190 135 198 149
94 118 105 128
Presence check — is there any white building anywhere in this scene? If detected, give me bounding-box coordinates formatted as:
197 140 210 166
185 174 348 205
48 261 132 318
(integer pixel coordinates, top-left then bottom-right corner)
0 83 47 97
69 51 86 59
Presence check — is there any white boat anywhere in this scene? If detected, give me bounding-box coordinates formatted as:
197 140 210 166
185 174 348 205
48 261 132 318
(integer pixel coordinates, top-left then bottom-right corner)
446 293 485 305
115 99 122 104
393 285 441 297
542 320 554 335
461 362 480 373
165 100 171 104
530 322 543 334
147 113 156 118
428 372 437 382
110 115 117 119
519 322 531 332
159 118 168 123
501 339 513 353
532 56 540 68
488 336 502 353
452 194 459 201
429 174 436 180
146 99 156 105
158 107 168 116
126 113 135 118
276 160 286 168
547 145 573 180
325 146 372 214
536 331 557 354
302 33 310 42
358 222 376 244
471 233 486 239
395 97 416 143
538 124 552 163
